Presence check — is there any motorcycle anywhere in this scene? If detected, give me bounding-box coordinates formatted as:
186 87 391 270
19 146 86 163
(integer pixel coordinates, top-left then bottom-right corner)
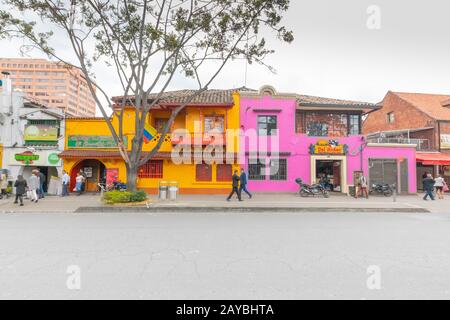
296 178 330 198
369 183 393 197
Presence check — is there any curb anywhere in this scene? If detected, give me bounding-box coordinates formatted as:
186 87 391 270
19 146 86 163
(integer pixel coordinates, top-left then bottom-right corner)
74 206 430 213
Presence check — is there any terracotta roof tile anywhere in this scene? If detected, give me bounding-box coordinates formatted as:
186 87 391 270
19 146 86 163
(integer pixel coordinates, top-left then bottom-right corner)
112 87 256 106
297 94 378 108
391 92 450 121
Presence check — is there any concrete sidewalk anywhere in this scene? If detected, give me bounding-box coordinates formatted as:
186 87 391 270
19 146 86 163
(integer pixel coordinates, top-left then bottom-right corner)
0 192 441 213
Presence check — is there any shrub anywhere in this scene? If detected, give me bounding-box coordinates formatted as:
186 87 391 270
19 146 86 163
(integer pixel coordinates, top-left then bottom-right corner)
103 190 148 204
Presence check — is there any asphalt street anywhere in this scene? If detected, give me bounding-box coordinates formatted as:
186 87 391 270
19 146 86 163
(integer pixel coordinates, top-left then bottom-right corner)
1 211 450 299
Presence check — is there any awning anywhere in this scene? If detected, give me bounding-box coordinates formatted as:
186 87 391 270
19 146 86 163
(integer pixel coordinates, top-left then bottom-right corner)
416 153 450 165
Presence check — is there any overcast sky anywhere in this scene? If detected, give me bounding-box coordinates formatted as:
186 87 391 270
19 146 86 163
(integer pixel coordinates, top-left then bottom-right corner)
0 0 449 108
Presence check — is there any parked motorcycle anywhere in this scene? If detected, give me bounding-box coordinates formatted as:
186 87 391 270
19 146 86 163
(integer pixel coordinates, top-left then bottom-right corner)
296 178 330 198
369 183 393 197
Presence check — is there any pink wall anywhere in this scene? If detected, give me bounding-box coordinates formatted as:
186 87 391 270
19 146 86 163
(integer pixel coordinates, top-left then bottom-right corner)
363 145 417 193
240 93 417 193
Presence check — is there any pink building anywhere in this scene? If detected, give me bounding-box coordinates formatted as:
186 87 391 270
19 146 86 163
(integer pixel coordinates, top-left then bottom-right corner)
239 86 417 194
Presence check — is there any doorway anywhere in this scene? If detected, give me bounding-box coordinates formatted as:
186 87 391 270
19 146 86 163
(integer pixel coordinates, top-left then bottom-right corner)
70 159 106 193
316 160 342 192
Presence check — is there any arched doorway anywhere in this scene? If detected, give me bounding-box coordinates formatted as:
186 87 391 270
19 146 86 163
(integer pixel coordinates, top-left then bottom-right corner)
70 159 106 193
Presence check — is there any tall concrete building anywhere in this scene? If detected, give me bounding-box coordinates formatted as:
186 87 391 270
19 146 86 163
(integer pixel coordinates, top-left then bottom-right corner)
0 58 96 117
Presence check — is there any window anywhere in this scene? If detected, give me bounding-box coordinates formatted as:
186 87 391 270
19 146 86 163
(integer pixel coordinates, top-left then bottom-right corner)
248 160 266 180
349 114 360 135
216 164 232 182
196 162 212 181
298 111 361 137
249 158 288 181
387 112 395 124
257 116 277 136
269 159 287 181
204 115 224 133
138 160 163 178
154 118 169 133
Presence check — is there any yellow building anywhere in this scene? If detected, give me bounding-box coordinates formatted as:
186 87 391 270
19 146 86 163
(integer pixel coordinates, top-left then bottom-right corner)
59 89 242 194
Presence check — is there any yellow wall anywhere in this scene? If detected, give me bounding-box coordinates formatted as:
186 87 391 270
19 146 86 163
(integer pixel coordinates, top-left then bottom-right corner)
0 144 3 168
63 93 241 194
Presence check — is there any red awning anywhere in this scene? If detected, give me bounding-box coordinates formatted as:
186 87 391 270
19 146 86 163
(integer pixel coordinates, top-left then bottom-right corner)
416 153 450 165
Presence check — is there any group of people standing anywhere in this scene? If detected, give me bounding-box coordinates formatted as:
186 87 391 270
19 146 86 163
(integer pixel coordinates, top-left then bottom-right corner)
227 168 252 201
10 168 88 206
422 172 448 201
61 169 87 196
13 169 46 206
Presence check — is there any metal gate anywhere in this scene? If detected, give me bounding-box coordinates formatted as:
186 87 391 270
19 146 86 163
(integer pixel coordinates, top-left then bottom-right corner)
368 159 398 191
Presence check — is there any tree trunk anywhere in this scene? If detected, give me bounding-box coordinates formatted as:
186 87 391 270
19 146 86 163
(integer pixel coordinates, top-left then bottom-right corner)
126 164 138 192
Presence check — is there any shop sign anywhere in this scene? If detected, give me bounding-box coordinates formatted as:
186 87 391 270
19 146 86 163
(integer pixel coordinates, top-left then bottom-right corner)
83 167 93 178
10 150 62 166
441 134 450 150
24 124 58 142
68 135 127 149
309 140 348 155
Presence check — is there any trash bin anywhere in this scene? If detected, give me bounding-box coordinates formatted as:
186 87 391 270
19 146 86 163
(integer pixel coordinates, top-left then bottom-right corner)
169 186 178 200
348 185 356 197
168 181 179 201
159 185 168 200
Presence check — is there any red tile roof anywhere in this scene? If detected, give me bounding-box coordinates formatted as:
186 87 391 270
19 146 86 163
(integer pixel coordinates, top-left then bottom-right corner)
391 92 450 121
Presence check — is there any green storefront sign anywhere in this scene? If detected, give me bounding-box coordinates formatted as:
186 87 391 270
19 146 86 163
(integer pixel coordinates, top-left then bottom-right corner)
68 135 127 149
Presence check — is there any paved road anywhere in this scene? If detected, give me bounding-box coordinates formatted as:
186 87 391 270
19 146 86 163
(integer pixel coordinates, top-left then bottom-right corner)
1 211 450 299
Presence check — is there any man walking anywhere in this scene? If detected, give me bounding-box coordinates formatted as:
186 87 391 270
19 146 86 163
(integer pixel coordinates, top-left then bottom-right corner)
37 168 46 199
239 168 252 199
423 173 435 201
227 170 242 201
61 170 70 197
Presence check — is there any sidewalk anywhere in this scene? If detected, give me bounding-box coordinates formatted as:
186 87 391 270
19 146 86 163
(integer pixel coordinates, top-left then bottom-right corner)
0 192 442 213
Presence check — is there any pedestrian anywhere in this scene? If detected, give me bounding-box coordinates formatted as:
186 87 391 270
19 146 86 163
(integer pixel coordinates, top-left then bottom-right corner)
13 175 27 206
423 173 435 201
28 170 40 203
239 168 252 199
75 172 83 196
226 170 242 201
0 171 8 199
61 170 70 197
79 169 87 193
356 174 369 199
434 174 445 199
37 168 46 199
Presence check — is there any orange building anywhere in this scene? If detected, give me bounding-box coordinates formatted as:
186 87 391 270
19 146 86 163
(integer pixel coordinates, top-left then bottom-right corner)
0 58 96 117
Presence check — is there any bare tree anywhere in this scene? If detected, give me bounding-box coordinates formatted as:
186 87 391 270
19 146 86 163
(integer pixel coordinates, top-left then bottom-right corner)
0 0 293 191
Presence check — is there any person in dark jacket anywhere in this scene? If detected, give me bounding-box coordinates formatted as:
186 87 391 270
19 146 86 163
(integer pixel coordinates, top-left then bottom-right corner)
423 173 435 201
37 169 46 199
14 175 28 206
227 170 242 201
239 168 252 199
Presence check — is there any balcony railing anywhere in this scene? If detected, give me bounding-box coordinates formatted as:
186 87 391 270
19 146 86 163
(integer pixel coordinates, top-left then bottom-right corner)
367 137 431 151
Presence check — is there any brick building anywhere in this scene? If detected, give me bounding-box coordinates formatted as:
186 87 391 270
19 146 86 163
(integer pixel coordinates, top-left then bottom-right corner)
363 91 450 189
0 58 96 117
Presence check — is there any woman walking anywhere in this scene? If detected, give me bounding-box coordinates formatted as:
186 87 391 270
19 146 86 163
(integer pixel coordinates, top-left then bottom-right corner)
75 173 83 196
434 174 445 199
14 175 28 206
28 170 40 203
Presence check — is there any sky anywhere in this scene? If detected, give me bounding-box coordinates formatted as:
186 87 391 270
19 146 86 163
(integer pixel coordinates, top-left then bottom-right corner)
0 0 449 111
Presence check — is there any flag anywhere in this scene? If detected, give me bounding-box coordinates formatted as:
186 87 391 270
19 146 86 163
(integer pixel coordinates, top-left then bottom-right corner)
143 123 157 144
